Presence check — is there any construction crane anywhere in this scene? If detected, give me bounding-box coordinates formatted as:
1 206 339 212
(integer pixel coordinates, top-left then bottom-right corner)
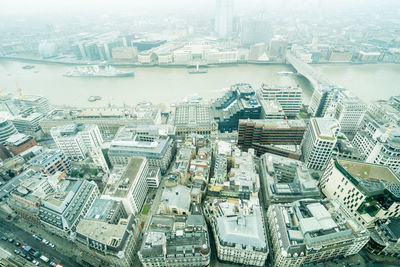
15 82 27 100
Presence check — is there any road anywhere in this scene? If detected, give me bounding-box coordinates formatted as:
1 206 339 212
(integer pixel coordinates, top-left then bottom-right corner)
0 219 82 267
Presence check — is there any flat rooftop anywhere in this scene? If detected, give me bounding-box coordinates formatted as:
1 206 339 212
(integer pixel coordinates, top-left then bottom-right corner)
312 118 339 141
338 159 400 183
240 119 306 129
104 157 145 198
76 219 127 245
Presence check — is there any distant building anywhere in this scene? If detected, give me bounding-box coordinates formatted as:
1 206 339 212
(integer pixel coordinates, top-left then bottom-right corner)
308 85 338 117
238 119 306 159
0 118 18 144
111 46 138 61
260 153 320 205
75 199 139 267
302 118 340 170
211 83 262 132
358 51 381 62
268 38 288 62
215 0 233 39
257 84 303 117
5 133 37 156
138 213 211 266
173 104 218 137
204 198 269 266
146 167 161 188
102 157 149 215
241 19 272 46
267 199 369 267
321 158 400 227
15 95 52 115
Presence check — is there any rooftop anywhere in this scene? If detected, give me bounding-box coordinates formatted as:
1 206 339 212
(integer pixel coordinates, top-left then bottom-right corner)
5 133 32 146
160 185 191 212
104 157 146 198
240 119 306 129
312 118 340 141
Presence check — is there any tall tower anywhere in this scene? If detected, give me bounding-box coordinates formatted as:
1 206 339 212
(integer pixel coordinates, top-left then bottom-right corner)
215 0 233 39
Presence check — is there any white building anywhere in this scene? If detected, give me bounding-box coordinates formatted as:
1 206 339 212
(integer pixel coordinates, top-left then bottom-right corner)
12 112 45 134
204 198 269 266
353 125 400 175
320 158 400 227
0 117 18 144
267 199 369 267
335 90 367 135
51 124 104 161
102 157 149 215
257 84 303 117
302 118 340 170
215 0 233 39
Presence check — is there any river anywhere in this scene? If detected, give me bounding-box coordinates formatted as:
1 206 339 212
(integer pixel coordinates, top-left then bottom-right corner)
0 60 399 108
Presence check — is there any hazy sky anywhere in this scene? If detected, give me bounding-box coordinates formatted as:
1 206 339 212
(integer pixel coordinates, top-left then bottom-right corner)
1 0 400 16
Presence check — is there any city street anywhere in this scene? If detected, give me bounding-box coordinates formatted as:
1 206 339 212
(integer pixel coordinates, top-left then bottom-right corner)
0 219 82 267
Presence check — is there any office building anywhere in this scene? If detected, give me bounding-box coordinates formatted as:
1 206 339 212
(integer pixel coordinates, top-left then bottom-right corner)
257 84 303 117
259 100 285 119
204 198 268 266
146 167 161 188
40 105 161 139
335 90 367 135
5 133 37 156
51 123 103 161
8 172 65 223
12 112 45 134
308 85 339 117
332 133 364 161
28 149 71 175
211 83 262 132
353 125 400 175
75 199 139 267
215 0 233 39
108 128 174 173
302 118 340 170
238 119 306 158
39 178 99 236
267 199 369 267
260 153 320 205
15 95 52 115
159 185 191 215
0 118 18 144
365 218 400 258
138 213 211 267
320 159 400 227
172 104 218 137
102 157 149 215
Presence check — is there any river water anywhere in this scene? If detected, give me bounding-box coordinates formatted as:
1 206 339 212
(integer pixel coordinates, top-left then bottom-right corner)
0 60 399 108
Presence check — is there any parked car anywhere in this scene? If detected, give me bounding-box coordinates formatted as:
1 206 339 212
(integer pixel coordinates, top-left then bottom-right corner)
48 243 55 248
20 253 27 258
49 262 56 267
14 249 20 255
8 238 14 243
1 236 7 241
42 239 49 245
27 256 33 261
15 242 21 246
32 260 40 265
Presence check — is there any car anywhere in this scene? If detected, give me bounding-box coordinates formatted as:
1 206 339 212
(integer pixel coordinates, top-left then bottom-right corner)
27 256 33 261
49 262 56 267
21 245 26 249
1 236 7 241
8 238 14 243
20 253 27 258
32 260 40 265
14 249 20 255
15 242 21 246
42 239 49 245
32 234 37 238
48 243 55 248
